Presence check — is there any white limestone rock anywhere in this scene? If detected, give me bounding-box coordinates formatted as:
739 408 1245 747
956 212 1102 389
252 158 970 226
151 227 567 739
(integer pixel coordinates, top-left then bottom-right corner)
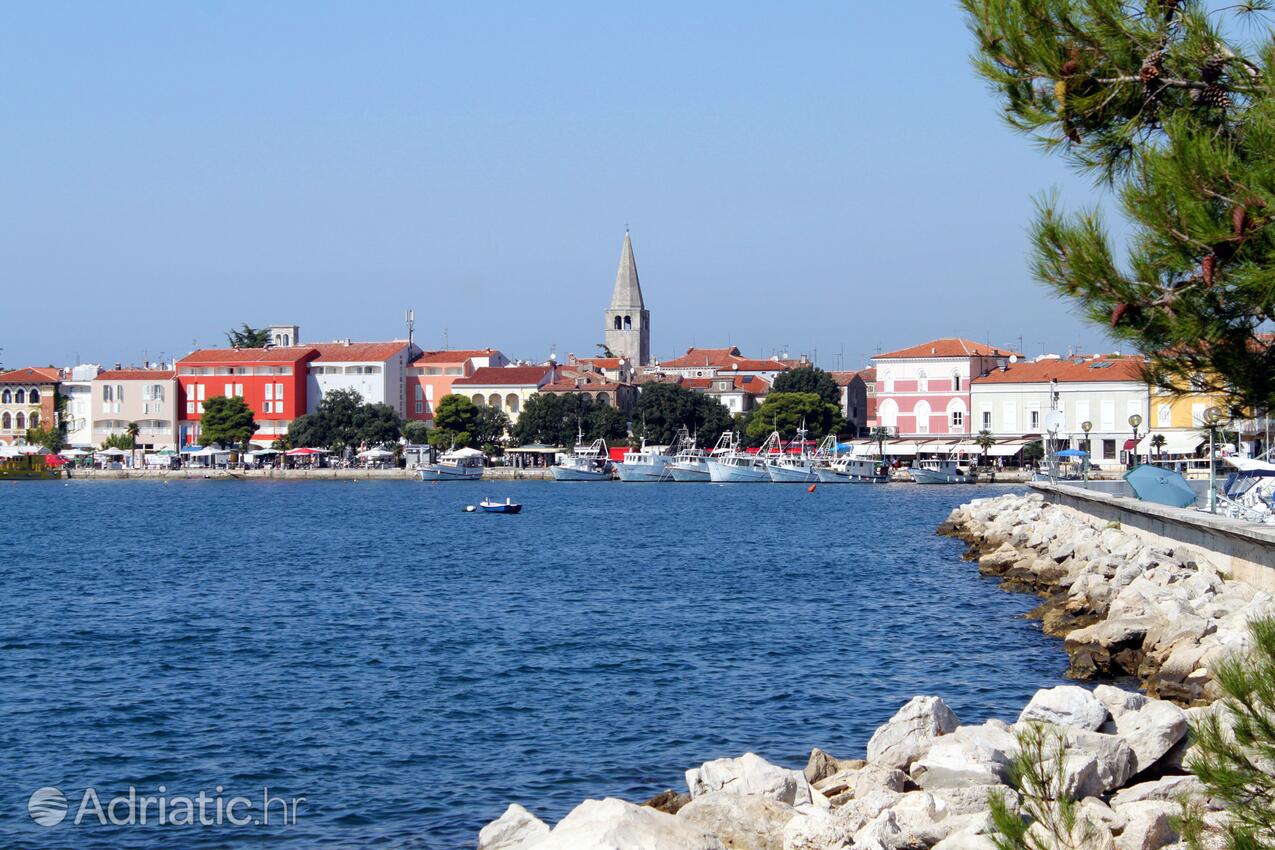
1114 697 1188 773
852 764 909 799
865 696 960 770
533 797 725 850
910 723 1018 789
686 753 812 806
478 803 550 850
1093 684 1149 720
1113 800 1179 850
1019 686 1109 731
1110 775 1206 809
676 792 796 850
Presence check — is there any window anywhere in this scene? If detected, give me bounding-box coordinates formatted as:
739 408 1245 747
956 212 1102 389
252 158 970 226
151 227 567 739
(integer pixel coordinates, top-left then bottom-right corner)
981 409 992 430
1029 409 1040 430
1157 403 1171 427
414 385 423 401
917 370 928 393
914 400 932 434
0 389 9 403
1 412 9 430
1191 403 1206 427
29 389 40 403
263 401 273 413
613 316 622 330
951 410 963 428
264 384 274 400
415 402 424 414
882 371 894 393
103 385 113 402
15 412 24 430
1103 438 1117 459
225 383 233 397
186 401 194 415
1075 400 1090 431
952 373 961 392
1100 399 1116 431
623 315 632 330
30 412 39 428
14 389 25 404
275 383 284 401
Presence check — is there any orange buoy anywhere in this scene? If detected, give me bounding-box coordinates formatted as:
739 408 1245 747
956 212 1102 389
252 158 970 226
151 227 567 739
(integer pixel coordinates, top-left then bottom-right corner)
807 484 816 493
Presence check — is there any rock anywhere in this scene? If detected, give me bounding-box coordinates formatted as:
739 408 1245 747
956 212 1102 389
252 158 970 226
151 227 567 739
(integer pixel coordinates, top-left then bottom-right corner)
478 804 550 850
1019 686 1109 731
1110 775 1206 809
642 789 691 814
1078 797 1125 834
1093 684 1148 719
533 798 725 850
852 809 901 850
852 764 909 798
1027 816 1115 850
676 792 796 850
930 785 1019 817
803 748 840 785
782 804 874 850
865 696 960 770
1061 728 1138 794
932 832 997 850
686 753 812 806
1114 698 1188 773
1113 800 1179 850
911 724 1017 789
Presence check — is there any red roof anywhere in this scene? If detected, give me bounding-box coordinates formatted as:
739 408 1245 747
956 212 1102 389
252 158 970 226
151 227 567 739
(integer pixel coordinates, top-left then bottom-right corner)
310 341 409 362
453 366 551 387
830 371 862 387
857 367 877 382
178 346 318 364
411 348 499 365
875 338 1017 360
542 379 623 392
0 367 59 384
972 355 1147 384
575 357 622 369
660 346 789 372
682 377 713 390
95 369 176 381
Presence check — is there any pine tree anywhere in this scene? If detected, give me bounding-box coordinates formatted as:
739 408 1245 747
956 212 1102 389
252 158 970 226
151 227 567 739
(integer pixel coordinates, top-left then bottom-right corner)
961 0 1275 415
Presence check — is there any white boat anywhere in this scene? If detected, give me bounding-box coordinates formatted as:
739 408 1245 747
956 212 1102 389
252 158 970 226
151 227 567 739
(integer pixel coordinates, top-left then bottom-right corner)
909 457 973 484
766 425 821 483
816 453 890 484
551 435 613 481
707 431 780 483
417 446 485 481
615 439 673 482
668 431 728 482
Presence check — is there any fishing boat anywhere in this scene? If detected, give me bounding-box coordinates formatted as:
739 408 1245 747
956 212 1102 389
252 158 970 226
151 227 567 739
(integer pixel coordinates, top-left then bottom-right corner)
816 452 890 484
909 456 974 484
615 439 673 482
766 425 821 483
417 446 485 481
707 431 780 483
0 451 61 481
551 432 613 481
479 497 522 514
668 431 728 482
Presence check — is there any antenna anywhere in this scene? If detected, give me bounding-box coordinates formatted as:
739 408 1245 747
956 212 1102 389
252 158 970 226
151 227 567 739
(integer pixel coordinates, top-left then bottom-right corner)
406 309 416 350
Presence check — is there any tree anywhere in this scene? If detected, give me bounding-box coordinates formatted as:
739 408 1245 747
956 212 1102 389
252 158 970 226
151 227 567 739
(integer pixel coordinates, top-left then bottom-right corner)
596 343 616 358
962 0 1275 416
26 426 63 454
199 396 257 449
100 432 133 450
287 389 402 451
1180 616 1275 850
1151 433 1167 458
989 723 1106 850
514 393 601 447
471 406 511 451
403 420 431 445
428 394 479 448
976 429 997 467
589 403 630 443
772 366 841 406
744 392 845 444
126 422 140 451
225 324 271 348
632 382 733 446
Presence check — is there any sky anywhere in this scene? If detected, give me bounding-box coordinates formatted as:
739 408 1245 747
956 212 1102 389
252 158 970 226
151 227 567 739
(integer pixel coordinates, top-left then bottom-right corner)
0 1 1130 373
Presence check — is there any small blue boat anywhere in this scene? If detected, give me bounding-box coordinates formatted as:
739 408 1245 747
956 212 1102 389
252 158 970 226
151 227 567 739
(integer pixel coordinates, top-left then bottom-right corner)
479 497 522 514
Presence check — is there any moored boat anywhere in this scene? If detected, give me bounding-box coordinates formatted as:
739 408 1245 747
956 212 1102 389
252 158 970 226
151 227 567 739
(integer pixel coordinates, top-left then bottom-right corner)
479 497 522 514
551 434 613 481
707 431 780 483
816 454 890 484
668 430 728 482
417 446 485 481
909 457 974 484
766 425 821 483
615 440 673 482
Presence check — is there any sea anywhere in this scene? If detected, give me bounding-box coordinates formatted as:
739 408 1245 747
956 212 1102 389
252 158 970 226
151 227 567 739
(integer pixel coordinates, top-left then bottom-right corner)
0 479 1067 848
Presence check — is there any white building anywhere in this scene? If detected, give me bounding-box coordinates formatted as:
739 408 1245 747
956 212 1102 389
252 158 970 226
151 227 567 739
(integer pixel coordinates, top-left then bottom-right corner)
59 364 101 448
306 341 420 418
970 355 1150 469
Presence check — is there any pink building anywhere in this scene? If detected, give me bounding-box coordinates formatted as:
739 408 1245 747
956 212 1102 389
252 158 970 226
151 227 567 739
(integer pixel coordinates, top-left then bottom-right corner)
871 338 1015 437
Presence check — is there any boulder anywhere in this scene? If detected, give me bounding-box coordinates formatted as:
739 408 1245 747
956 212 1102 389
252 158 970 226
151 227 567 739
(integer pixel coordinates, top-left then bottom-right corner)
676 792 796 850
642 789 691 814
1110 775 1206 809
1113 800 1179 850
686 753 812 806
1019 686 1109 731
1061 728 1138 794
782 803 874 850
865 696 960 770
1113 698 1188 773
911 724 1017 789
803 748 840 785
1093 684 1148 720
478 804 550 850
534 798 725 850
852 764 909 799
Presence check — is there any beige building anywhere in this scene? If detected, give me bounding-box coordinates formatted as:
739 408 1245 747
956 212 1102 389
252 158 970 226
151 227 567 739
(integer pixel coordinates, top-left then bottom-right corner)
452 365 553 423
91 369 180 451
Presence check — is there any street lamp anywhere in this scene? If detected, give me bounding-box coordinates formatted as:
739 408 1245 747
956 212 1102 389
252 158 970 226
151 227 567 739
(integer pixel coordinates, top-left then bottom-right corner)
1081 420 1092 484
1202 406 1224 513
1128 413 1143 469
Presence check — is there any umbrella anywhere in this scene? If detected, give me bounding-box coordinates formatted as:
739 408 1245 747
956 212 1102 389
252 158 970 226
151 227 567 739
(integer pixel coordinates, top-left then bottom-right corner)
1057 448 1089 457
1125 464 1197 509
181 445 204 453
59 448 90 457
286 447 322 456
96 447 128 457
357 447 393 459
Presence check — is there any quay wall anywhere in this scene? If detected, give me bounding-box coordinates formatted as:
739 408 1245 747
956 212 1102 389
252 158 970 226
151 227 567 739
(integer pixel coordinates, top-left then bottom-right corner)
65 467 554 481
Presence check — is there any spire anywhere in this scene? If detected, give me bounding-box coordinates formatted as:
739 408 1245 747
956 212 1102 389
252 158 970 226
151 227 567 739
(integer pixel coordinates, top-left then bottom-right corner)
609 231 644 310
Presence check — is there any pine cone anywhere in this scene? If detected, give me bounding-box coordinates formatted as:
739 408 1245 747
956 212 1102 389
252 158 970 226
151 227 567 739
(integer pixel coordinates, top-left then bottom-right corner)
1198 83 1232 109
1233 204 1247 237
1202 54 1226 83
1140 62 1161 85
1111 303 1131 327
1202 253 1216 286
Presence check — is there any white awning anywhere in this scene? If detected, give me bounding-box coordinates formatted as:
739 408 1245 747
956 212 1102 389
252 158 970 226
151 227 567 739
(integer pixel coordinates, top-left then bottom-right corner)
988 439 1037 457
1136 430 1204 456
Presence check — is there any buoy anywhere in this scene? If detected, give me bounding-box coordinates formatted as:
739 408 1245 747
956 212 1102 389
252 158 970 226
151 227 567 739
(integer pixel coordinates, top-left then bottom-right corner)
464 505 476 512
807 484 816 493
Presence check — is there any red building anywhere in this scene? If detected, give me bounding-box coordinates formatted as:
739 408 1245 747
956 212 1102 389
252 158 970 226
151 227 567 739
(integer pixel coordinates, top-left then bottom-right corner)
176 347 319 446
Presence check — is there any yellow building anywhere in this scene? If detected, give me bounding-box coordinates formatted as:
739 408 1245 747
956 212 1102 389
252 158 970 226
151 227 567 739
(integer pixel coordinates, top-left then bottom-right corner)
1138 387 1228 459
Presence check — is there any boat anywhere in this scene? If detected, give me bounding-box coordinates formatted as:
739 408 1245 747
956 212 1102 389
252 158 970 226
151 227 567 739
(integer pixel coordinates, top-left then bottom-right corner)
1217 455 1275 522
668 430 728 482
0 452 61 481
479 497 522 514
766 425 821 483
707 431 780 483
551 433 613 481
909 456 974 484
417 446 485 481
816 452 890 484
615 439 673 482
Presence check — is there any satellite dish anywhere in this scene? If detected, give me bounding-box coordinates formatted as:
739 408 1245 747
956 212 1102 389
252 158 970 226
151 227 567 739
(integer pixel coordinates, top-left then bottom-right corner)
1009 354 1018 364
1044 410 1065 434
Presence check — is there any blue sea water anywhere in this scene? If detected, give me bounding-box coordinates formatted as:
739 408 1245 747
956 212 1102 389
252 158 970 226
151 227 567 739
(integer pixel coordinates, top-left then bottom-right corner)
0 480 1066 849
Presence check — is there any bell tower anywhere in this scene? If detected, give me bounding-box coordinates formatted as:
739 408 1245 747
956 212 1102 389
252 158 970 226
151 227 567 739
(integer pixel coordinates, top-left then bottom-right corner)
603 231 650 366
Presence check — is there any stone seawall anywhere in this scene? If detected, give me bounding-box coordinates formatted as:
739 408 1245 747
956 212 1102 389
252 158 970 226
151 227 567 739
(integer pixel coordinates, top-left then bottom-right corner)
64 467 554 481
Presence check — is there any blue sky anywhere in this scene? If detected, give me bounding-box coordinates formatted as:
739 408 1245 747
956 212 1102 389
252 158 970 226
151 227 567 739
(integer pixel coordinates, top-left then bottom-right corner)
0 2 1127 372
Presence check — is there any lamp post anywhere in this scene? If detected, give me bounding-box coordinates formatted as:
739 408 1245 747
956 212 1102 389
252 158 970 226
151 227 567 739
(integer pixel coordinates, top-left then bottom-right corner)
1127 413 1143 469
1081 420 1092 485
1202 406 1224 513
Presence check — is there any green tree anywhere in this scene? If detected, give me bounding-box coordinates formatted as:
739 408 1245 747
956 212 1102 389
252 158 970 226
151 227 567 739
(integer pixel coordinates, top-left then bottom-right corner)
355 402 403 447
287 389 401 451
513 393 595 447
427 394 480 448
1180 616 1275 850
976 429 997 466
402 420 431 445
26 426 63 454
632 382 733 446
471 405 511 449
744 392 845 444
596 343 616 358
199 396 257 449
989 723 1105 850
225 324 271 348
962 0 1275 415
772 366 841 406
126 422 140 451
589 403 630 443
1151 432 1167 458
100 432 133 450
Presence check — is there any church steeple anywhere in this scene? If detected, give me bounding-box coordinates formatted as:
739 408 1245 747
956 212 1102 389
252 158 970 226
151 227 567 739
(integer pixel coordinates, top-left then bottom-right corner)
603 230 651 366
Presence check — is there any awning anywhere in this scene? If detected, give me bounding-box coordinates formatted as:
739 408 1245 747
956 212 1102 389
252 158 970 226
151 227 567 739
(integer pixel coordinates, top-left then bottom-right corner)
1136 431 1204 456
1123 438 1138 450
